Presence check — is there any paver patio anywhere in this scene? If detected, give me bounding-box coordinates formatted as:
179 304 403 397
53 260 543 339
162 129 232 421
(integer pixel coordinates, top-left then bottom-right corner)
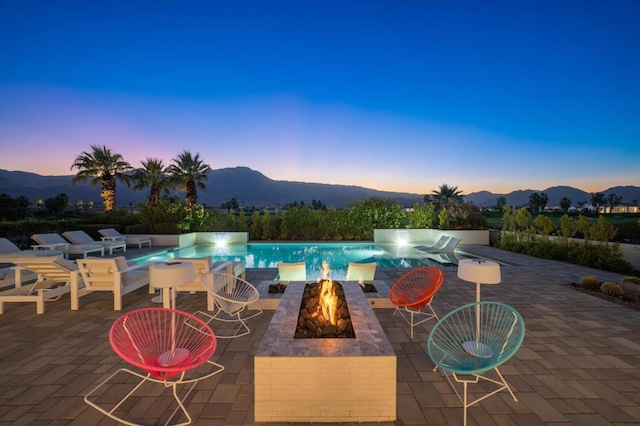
0 245 639 425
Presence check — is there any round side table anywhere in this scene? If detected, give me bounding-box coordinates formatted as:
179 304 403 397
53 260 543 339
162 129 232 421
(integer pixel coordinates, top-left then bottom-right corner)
149 262 195 309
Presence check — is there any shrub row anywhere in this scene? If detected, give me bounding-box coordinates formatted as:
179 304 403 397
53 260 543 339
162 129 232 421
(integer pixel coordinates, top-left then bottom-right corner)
580 275 638 300
499 208 634 275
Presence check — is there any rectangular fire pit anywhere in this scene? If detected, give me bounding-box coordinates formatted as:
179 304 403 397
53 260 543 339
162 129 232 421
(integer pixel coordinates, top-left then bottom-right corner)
255 281 396 423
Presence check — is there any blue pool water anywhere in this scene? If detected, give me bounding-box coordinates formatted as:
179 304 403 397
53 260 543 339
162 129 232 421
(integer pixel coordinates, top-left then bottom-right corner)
132 242 443 280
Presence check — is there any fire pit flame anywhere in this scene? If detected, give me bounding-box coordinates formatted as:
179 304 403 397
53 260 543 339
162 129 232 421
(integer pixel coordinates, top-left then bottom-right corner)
319 261 338 325
320 279 338 324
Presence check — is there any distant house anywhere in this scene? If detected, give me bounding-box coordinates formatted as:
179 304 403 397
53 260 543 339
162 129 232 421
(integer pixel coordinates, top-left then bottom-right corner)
598 204 640 214
544 205 563 213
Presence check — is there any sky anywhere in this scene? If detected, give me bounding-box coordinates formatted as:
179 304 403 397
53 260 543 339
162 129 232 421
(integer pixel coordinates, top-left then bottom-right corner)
0 0 638 195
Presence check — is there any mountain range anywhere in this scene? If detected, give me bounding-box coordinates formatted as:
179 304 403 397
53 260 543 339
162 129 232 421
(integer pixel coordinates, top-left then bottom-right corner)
1 167 638 209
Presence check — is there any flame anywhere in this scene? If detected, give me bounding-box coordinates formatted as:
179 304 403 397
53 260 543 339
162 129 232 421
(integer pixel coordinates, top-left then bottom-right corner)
320 279 338 325
320 260 331 280
318 261 338 325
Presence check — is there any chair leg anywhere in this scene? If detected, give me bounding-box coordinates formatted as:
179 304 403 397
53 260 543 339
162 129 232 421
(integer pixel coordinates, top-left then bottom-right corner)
194 306 263 339
85 360 224 426
84 368 156 426
437 369 516 426
393 304 439 338
463 381 468 426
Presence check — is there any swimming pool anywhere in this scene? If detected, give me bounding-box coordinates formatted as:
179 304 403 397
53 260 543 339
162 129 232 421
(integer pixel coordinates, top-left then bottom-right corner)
132 242 449 280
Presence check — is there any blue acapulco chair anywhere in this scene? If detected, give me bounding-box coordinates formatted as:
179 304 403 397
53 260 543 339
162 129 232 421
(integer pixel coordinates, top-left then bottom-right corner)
427 301 525 426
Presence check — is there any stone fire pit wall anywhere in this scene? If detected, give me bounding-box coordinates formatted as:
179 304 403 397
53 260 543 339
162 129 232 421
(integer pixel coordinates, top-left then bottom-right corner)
255 282 396 423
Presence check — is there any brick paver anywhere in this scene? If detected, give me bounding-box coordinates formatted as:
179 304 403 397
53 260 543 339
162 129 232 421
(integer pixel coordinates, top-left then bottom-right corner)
0 245 638 425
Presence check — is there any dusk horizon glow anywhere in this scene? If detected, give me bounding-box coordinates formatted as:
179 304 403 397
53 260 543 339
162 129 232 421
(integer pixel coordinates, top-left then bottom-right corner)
1 1 638 196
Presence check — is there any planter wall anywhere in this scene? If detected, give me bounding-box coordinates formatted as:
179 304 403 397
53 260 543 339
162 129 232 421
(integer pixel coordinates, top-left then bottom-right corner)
499 231 640 271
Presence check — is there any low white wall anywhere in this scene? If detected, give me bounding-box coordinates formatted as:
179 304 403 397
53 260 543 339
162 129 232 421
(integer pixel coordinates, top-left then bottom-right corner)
195 232 248 245
620 243 640 272
143 232 249 248
146 233 196 247
373 229 490 246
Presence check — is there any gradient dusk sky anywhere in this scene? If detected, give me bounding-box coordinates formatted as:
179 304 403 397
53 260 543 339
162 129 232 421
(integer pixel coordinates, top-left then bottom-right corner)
1 0 638 195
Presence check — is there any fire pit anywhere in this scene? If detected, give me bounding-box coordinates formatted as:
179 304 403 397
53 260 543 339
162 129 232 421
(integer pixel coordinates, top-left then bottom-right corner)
295 280 354 338
255 279 396 422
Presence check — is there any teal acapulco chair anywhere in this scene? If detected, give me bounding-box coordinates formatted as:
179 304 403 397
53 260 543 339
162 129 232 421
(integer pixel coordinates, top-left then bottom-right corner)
427 301 525 426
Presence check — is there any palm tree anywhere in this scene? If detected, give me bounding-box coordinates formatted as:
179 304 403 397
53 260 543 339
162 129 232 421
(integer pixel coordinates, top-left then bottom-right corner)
70 145 132 212
167 150 212 206
430 184 464 208
131 158 171 205
528 191 549 214
559 197 572 213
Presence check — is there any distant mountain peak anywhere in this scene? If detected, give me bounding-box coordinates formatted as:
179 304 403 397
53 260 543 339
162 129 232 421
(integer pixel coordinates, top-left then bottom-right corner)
1 167 637 208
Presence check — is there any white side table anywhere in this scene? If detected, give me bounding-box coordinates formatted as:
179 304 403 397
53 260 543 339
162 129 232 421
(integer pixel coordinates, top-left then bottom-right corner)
150 262 195 309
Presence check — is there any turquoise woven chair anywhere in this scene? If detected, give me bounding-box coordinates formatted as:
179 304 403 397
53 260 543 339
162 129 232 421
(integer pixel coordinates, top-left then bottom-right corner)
427 301 525 426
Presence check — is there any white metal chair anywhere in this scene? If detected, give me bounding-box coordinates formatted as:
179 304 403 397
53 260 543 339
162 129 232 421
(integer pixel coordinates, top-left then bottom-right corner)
277 261 307 284
345 261 377 283
427 301 526 426
84 307 224 426
196 271 262 338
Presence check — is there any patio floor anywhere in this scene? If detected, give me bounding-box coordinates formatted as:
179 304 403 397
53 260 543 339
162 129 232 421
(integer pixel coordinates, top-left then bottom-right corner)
1 245 639 425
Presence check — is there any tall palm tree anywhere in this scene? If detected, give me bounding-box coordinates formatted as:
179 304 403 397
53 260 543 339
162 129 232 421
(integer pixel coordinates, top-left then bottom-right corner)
131 158 171 206
70 145 132 212
430 184 464 208
167 150 212 206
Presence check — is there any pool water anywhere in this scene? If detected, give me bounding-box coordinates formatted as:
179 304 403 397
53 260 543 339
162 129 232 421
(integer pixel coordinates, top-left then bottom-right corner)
132 242 445 280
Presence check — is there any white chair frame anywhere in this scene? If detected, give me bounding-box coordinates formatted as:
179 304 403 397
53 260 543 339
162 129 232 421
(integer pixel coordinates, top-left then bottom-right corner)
196 271 262 338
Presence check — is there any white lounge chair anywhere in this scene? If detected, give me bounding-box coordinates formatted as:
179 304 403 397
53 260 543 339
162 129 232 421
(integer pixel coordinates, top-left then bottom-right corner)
0 265 38 290
31 233 104 259
74 257 150 310
345 262 377 283
63 230 126 255
1 255 80 314
0 238 56 289
0 238 37 263
424 237 461 254
414 235 451 253
98 228 152 249
426 252 459 265
277 261 307 284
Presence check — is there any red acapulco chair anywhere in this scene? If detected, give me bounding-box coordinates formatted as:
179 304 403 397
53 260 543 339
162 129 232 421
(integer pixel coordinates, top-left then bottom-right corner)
84 307 225 426
389 266 445 338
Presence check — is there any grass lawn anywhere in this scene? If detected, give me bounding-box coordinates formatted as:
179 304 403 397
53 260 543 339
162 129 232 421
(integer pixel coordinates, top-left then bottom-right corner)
482 212 640 243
